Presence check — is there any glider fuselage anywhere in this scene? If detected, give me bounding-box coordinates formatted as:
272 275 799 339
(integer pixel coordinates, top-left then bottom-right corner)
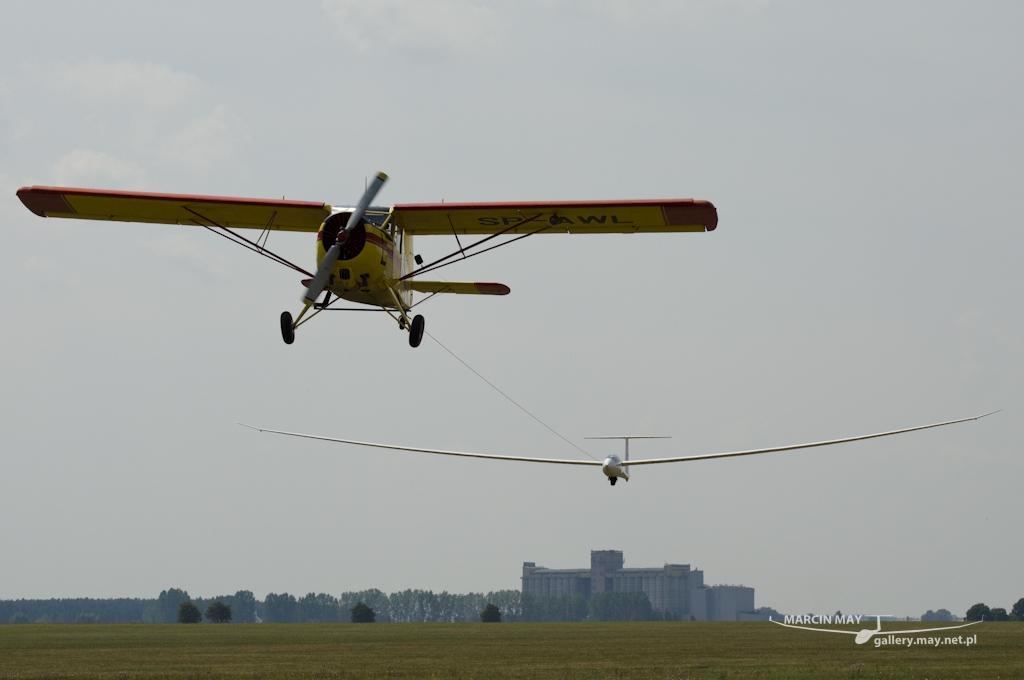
602 454 629 482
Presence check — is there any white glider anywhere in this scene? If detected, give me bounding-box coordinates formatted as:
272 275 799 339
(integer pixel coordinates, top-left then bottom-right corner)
240 411 997 486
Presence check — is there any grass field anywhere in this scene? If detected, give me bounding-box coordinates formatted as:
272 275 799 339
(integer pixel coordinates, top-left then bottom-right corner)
1 622 1022 679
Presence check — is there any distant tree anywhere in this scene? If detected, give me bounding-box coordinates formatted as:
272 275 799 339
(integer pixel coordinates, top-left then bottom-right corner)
205 602 232 624
339 589 390 623
159 589 190 624
75 612 100 623
587 592 654 622
922 609 954 622
264 593 298 623
142 604 164 624
1011 598 1024 622
756 607 783 621
232 591 257 624
480 603 501 623
989 607 1010 621
385 589 439 623
178 601 202 624
965 603 990 621
520 592 589 623
485 590 522 623
297 593 341 623
351 602 375 623
9 612 29 624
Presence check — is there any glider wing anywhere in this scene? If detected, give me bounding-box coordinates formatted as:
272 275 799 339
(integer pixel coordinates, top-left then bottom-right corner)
17 185 331 232
239 425 601 465
241 412 996 470
620 412 998 466
391 199 717 235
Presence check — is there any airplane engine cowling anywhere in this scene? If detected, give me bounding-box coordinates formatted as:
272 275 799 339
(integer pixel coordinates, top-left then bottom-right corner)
319 212 366 260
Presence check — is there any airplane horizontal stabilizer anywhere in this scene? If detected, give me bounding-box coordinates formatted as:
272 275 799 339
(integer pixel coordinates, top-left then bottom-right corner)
408 281 510 296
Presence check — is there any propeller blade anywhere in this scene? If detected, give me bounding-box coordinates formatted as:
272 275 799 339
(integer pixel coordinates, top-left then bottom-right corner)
344 171 388 234
302 172 388 306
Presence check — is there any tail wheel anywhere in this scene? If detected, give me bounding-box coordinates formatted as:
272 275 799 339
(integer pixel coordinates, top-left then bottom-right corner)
280 311 295 345
409 315 425 348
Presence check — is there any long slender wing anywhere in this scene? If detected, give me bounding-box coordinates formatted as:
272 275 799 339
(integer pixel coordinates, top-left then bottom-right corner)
391 199 717 235
407 281 511 296
621 412 998 466
770 617 981 636
17 185 331 232
768 620 857 635
870 621 983 635
239 424 602 466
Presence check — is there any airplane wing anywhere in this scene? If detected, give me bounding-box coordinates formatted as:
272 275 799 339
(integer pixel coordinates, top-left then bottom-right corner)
391 199 717 235
16 185 331 232
18 188 717 236
239 424 602 466
620 412 998 466
407 281 511 296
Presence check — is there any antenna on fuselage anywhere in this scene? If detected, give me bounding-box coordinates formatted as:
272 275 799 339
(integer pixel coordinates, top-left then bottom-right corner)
584 436 671 475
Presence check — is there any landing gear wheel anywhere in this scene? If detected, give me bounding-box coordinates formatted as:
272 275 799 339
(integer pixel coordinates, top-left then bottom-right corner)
280 311 295 345
409 314 425 348
609 477 617 486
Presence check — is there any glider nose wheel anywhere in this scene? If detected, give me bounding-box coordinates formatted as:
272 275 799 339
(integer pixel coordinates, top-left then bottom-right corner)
280 311 295 344
609 477 617 486
409 314 425 348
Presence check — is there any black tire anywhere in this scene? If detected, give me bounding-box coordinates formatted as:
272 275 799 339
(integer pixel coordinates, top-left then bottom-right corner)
409 314 425 348
609 477 617 486
280 311 295 345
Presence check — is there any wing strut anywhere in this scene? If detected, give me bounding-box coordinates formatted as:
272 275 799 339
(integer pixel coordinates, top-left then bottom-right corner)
185 207 314 277
399 213 548 281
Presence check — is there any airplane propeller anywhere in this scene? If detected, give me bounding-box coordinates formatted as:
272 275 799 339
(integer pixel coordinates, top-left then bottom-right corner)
302 171 388 306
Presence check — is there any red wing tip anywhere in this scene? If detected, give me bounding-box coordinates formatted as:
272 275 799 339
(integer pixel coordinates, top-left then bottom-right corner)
17 186 75 216
474 282 511 295
15 185 328 211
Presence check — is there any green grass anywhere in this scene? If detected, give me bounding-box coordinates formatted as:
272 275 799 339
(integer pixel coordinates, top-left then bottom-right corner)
1 622 1022 679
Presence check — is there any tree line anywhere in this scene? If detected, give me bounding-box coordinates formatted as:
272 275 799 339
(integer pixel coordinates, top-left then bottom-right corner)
258 589 520 623
10 590 1018 624
965 600 1024 622
2 589 672 624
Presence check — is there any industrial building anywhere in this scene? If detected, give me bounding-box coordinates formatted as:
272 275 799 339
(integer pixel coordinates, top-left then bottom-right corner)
522 550 755 621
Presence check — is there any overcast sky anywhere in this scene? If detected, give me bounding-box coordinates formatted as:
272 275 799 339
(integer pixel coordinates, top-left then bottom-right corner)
1 1 1021 617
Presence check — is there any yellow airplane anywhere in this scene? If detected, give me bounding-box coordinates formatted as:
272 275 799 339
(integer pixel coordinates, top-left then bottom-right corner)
17 172 718 347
